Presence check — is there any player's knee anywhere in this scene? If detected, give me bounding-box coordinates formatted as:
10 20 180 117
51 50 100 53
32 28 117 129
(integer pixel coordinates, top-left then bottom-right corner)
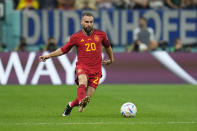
78 74 88 87
79 80 87 87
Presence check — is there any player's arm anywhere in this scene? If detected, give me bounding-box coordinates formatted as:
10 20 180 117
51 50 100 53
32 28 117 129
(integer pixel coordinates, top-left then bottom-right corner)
39 48 63 62
102 46 114 65
40 35 76 62
102 33 114 65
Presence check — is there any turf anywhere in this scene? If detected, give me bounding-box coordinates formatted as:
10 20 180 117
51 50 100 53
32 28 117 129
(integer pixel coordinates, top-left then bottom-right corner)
0 84 197 131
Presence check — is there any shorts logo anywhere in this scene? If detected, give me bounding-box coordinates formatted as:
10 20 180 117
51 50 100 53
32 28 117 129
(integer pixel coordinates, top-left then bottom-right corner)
94 35 99 42
80 39 85 42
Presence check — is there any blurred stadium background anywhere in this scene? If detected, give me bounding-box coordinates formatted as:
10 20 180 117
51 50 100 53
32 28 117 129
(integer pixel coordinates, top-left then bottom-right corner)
0 0 197 85
0 0 197 131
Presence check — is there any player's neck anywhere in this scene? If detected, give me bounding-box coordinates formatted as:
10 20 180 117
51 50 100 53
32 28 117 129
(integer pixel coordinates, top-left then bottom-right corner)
140 25 146 29
82 29 94 36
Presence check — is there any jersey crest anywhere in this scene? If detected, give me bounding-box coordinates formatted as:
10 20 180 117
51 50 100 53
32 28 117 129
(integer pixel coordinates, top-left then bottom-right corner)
80 39 85 42
94 35 99 42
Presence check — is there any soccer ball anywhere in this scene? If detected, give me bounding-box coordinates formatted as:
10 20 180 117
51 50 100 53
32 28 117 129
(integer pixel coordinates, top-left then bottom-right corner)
120 102 137 118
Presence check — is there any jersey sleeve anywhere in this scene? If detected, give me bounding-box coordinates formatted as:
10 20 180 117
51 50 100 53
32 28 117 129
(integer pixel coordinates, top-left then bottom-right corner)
61 35 76 54
102 33 111 48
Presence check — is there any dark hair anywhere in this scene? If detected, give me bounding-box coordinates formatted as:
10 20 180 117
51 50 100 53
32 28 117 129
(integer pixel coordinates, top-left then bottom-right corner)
140 16 147 22
82 12 94 18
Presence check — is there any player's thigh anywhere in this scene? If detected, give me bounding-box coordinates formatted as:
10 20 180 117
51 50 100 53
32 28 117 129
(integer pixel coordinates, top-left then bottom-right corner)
76 66 88 86
78 74 88 86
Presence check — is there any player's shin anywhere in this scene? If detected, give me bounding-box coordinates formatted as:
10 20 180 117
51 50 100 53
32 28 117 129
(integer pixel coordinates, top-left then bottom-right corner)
77 84 86 102
70 99 79 107
86 86 96 97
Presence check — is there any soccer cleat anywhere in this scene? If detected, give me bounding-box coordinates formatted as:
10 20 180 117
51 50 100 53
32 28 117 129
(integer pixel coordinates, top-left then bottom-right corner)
62 103 73 117
79 96 90 112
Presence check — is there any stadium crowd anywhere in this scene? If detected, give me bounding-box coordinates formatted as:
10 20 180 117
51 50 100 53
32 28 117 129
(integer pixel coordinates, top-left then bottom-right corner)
0 0 197 52
13 0 197 10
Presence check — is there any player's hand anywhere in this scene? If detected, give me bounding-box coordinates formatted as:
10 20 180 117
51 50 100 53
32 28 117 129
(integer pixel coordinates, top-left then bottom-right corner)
102 59 113 65
39 55 49 62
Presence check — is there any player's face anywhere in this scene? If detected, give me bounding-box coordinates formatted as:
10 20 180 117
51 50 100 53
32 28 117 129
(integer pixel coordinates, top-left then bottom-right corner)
81 16 94 34
139 18 146 28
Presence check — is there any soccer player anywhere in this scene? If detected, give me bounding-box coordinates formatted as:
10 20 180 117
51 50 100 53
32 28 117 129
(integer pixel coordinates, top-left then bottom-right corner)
39 12 114 116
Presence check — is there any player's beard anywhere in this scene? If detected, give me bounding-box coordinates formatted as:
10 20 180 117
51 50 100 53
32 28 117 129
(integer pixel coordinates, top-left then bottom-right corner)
83 26 93 36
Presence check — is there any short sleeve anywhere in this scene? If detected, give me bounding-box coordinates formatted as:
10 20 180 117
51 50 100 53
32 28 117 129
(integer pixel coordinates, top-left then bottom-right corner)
102 33 111 48
61 35 76 53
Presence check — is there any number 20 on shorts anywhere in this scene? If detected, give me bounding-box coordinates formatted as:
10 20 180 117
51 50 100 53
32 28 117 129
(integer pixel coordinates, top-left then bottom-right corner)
85 43 96 52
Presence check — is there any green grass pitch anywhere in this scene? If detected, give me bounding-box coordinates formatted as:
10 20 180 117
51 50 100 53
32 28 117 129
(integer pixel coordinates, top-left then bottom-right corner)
0 84 197 131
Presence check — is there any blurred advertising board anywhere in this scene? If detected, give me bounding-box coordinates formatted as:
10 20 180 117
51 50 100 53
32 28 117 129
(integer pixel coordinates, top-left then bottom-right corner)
0 52 197 85
21 10 197 47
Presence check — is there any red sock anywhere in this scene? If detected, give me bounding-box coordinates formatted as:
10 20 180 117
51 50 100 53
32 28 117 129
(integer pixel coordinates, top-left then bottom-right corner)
70 99 79 107
77 84 86 102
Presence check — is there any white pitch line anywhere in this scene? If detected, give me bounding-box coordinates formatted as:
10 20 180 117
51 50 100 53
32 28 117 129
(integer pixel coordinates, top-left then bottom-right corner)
0 121 197 126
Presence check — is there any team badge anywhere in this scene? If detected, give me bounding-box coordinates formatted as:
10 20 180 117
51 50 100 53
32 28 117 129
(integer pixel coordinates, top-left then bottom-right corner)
94 35 99 42
80 39 84 42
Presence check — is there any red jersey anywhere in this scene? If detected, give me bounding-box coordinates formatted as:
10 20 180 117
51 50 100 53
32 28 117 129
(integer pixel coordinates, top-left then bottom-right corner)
61 29 111 75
